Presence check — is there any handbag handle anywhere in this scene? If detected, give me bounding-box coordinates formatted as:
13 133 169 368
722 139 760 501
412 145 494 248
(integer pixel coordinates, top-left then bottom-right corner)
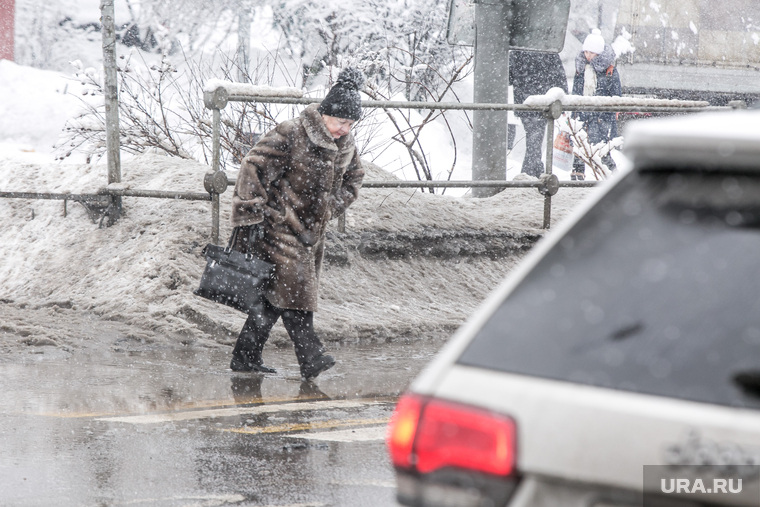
226 224 264 254
225 227 239 252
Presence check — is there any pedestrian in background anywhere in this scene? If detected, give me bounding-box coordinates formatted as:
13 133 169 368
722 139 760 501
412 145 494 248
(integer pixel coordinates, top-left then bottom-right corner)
509 50 568 178
228 68 365 381
571 29 621 180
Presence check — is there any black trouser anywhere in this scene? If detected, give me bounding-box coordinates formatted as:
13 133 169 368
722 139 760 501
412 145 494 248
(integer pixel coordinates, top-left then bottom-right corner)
520 115 547 178
232 299 325 369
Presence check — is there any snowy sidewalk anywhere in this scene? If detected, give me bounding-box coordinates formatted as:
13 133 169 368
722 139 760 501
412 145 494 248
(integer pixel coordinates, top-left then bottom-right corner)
0 155 593 359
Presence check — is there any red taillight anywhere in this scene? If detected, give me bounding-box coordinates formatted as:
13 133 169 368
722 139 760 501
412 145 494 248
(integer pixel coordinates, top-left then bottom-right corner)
387 393 516 477
388 394 424 468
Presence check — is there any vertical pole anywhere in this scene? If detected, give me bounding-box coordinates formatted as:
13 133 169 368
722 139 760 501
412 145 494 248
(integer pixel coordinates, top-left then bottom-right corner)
100 0 121 221
471 0 511 198
542 100 562 229
544 116 554 175
212 192 220 245
211 108 221 244
0 0 14 61
542 116 554 229
212 109 221 173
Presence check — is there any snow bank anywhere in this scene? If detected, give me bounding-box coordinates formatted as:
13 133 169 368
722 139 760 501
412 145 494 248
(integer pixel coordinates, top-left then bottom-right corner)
0 153 592 358
0 60 86 153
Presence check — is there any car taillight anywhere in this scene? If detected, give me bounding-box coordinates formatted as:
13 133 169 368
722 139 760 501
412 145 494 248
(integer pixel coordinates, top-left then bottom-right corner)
388 394 424 468
387 393 516 477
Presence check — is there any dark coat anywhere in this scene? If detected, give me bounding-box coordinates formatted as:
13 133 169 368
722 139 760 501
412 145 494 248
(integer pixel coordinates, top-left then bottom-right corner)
509 50 568 119
572 45 622 141
230 104 364 311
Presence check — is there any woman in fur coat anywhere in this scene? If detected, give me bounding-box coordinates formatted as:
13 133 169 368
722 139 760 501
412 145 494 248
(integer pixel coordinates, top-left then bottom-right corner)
228 68 365 380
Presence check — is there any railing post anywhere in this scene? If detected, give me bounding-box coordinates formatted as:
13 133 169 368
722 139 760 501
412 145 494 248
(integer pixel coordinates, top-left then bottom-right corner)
542 100 563 229
211 109 221 244
212 108 221 173
204 87 230 245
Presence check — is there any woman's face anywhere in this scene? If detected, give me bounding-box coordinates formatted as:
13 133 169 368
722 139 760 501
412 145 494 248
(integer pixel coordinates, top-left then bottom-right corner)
584 51 599 62
322 115 355 139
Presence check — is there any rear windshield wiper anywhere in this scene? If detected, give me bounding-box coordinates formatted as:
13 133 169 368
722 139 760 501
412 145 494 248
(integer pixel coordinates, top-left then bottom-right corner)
733 370 760 398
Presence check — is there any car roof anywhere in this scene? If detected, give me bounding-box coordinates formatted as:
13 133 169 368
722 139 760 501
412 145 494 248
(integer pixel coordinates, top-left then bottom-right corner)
623 109 760 171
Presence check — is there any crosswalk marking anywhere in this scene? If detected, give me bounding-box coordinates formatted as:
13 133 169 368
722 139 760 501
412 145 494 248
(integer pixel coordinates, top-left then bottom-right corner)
108 494 247 505
31 395 339 419
226 417 388 436
329 479 395 488
96 399 377 424
286 424 389 443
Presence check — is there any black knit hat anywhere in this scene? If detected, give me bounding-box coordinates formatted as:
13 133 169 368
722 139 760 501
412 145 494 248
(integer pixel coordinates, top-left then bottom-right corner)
317 67 364 121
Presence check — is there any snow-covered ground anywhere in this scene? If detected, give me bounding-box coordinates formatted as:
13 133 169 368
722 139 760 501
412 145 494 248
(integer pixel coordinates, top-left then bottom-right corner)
0 57 597 362
0 149 594 360
4 0 747 368
0 1 608 363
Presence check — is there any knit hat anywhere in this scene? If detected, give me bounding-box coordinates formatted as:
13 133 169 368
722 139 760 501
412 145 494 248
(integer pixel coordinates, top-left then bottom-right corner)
317 67 365 121
582 29 605 54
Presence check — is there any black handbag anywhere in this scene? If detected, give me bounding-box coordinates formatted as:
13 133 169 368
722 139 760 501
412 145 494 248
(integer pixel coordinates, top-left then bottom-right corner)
193 226 274 313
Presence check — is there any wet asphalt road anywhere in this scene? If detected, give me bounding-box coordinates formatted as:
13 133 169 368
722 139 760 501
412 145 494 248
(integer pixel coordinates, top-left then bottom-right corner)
0 340 442 506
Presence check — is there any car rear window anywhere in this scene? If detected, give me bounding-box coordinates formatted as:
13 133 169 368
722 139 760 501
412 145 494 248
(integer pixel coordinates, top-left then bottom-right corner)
458 169 760 409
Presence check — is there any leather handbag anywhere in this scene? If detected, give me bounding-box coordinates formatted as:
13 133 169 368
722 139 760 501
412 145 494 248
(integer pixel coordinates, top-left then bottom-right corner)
193 226 274 313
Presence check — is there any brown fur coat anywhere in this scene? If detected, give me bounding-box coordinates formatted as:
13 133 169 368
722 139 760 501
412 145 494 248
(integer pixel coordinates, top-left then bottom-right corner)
230 104 364 311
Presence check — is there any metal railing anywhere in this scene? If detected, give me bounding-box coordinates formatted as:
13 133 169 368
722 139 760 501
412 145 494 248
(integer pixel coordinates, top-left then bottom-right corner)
203 85 731 241
0 85 737 242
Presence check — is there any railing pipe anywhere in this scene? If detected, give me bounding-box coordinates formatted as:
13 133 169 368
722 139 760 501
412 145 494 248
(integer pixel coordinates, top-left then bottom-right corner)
105 189 212 201
225 178 596 189
0 191 110 201
1 93 736 239
221 95 724 114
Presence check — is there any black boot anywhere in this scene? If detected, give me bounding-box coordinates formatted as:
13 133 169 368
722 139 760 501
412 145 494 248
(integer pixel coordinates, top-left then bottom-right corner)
230 308 277 373
281 309 335 381
300 354 335 381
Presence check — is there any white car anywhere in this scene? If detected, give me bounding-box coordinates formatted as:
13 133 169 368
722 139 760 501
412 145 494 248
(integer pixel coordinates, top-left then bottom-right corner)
387 109 760 507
